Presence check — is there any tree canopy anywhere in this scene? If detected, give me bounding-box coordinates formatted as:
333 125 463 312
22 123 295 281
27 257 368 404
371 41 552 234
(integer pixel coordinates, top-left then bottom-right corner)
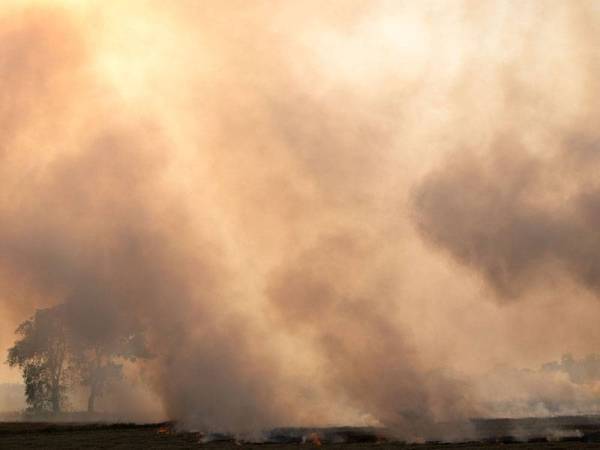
7 305 68 413
7 303 150 415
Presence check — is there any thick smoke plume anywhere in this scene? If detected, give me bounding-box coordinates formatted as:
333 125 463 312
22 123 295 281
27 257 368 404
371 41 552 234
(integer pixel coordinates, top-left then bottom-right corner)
2 0 600 440
414 142 600 299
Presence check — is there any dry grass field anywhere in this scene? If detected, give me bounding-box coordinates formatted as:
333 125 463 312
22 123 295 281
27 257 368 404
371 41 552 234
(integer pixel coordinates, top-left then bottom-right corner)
3 419 600 449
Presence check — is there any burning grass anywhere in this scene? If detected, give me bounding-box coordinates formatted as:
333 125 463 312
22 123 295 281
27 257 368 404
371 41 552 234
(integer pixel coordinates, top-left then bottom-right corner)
3 417 600 448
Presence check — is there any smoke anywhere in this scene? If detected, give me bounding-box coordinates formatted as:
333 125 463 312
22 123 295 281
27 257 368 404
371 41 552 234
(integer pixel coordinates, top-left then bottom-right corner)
266 233 476 437
543 354 600 385
413 140 600 299
412 2 600 301
0 384 26 414
473 354 600 419
2 0 600 440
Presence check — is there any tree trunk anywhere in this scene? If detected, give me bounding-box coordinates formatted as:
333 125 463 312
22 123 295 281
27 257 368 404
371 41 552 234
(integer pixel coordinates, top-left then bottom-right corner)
51 332 65 415
87 382 97 413
88 350 102 414
51 384 60 414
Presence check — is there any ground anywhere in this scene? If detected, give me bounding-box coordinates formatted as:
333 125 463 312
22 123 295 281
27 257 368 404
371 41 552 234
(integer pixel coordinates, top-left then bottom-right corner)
3 421 600 449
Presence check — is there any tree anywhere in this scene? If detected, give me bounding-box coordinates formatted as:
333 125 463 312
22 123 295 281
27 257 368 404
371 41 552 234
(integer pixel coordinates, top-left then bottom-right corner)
7 305 68 414
8 303 151 414
70 332 150 413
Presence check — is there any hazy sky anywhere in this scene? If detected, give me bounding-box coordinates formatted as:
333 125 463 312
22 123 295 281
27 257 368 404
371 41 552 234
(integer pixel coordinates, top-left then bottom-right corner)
1 0 600 439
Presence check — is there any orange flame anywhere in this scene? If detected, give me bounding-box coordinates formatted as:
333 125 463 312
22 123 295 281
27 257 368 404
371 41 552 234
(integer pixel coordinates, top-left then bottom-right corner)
304 432 322 446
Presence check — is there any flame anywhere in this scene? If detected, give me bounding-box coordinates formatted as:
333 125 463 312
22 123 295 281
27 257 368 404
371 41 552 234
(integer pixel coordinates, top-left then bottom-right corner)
303 432 322 446
157 425 171 435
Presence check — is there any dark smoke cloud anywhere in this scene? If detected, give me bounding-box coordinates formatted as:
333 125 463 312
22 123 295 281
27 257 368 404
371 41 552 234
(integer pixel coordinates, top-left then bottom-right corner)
412 1 600 301
413 137 600 299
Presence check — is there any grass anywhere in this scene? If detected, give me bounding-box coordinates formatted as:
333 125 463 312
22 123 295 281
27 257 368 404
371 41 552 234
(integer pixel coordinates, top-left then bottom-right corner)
2 421 600 449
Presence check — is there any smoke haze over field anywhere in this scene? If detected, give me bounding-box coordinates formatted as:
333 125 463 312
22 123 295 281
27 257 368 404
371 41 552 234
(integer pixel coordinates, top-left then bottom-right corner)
2 0 600 440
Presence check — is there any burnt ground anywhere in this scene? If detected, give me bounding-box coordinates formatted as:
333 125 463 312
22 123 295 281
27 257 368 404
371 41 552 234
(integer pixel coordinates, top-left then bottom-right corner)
2 417 600 449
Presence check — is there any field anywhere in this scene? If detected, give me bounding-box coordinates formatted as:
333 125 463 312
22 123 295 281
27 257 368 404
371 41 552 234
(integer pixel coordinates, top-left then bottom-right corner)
3 418 600 449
